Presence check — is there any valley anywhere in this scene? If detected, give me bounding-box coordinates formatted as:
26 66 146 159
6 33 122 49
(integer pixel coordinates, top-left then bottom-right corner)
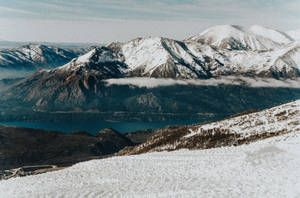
0 24 299 196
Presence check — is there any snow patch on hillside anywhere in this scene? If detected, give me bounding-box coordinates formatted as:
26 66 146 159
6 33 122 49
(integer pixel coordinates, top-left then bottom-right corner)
187 99 300 138
76 48 96 63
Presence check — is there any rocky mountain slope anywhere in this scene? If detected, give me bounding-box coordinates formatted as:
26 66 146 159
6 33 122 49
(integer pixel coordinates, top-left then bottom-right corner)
0 126 135 171
119 99 300 154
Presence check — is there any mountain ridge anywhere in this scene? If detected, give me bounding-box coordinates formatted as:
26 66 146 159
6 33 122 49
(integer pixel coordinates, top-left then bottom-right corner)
1 25 300 121
0 44 86 70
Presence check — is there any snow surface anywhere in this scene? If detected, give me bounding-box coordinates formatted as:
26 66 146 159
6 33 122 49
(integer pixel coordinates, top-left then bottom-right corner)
186 99 300 138
1 131 300 197
121 37 169 72
187 25 285 51
76 49 96 64
287 29 300 41
249 25 293 44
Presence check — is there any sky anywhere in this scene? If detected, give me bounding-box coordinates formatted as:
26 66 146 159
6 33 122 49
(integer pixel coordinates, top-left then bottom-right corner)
0 0 299 43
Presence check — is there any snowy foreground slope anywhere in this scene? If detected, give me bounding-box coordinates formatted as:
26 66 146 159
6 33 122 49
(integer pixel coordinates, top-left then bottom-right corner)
0 101 300 197
0 132 300 197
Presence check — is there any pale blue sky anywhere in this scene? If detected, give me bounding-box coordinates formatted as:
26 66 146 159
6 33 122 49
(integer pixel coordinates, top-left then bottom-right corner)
0 0 299 43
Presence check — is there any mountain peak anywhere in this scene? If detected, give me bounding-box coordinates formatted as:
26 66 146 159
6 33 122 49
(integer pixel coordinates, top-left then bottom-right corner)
187 24 287 50
60 47 125 69
53 46 128 80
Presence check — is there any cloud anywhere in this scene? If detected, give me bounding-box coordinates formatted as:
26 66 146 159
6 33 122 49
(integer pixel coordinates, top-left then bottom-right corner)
0 6 36 15
104 77 300 89
0 0 299 42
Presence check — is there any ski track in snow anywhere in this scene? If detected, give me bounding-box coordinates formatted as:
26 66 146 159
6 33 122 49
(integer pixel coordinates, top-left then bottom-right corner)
1 132 300 198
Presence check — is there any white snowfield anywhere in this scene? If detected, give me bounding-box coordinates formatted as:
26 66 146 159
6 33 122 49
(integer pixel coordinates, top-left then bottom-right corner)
287 29 300 41
187 99 300 138
1 100 300 198
187 25 291 50
1 132 300 198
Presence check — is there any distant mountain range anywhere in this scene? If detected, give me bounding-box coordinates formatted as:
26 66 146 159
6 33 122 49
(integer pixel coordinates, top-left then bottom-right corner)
0 25 300 122
0 44 90 80
15 25 300 81
0 44 87 70
0 40 103 49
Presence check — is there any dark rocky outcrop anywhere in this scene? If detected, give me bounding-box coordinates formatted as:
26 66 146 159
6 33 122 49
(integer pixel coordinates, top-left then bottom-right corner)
94 128 135 155
124 129 155 144
0 125 134 171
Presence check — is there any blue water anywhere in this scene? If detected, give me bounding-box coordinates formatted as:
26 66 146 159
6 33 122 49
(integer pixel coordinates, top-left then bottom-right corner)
0 119 214 134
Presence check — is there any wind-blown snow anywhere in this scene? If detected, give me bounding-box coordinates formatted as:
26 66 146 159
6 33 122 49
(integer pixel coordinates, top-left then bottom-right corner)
1 131 300 197
105 77 300 88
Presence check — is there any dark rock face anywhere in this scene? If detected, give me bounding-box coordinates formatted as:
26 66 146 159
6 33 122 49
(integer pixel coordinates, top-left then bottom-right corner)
0 125 134 170
124 129 155 144
95 128 135 155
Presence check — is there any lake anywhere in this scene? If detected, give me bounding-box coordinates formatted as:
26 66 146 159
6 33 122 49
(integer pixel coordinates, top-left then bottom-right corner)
0 118 219 134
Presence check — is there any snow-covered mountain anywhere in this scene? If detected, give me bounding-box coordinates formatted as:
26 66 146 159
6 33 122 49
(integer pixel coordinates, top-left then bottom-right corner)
248 25 294 44
121 99 300 154
106 29 300 79
287 29 300 40
4 25 299 80
113 37 213 78
206 41 300 78
186 25 293 51
57 46 127 78
108 25 300 79
1 25 300 119
0 44 84 70
1 100 300 197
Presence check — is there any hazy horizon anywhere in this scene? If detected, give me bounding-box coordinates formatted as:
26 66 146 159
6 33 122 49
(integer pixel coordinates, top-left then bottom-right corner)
0 0 300 43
